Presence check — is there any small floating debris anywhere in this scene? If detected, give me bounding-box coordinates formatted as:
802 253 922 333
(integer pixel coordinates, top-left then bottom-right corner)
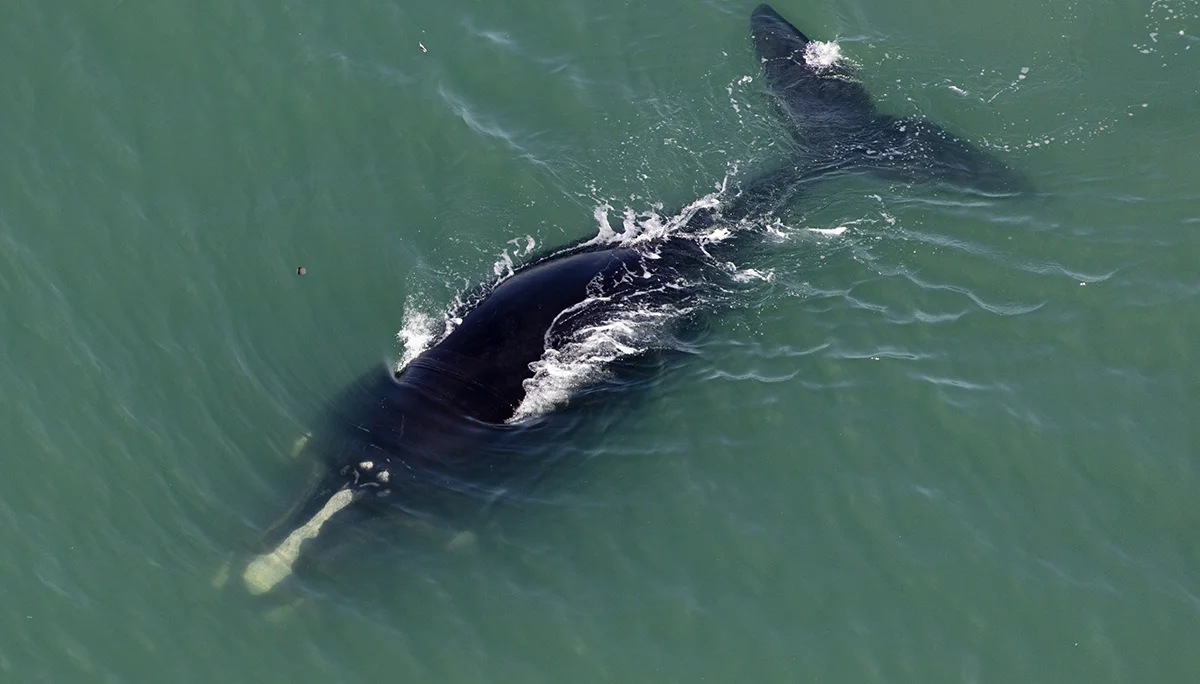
297 266 306 275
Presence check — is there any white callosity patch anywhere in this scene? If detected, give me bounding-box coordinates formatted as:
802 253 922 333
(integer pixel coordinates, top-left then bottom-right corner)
242 488 358 596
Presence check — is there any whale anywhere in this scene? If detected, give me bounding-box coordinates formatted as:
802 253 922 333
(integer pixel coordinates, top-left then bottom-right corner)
233 4 1026 598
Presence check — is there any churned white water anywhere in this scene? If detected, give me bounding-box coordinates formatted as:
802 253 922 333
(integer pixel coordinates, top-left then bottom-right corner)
804 40 844 70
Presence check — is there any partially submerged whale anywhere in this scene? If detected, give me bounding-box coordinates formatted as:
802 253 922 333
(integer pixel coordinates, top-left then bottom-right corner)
234 4 1026 597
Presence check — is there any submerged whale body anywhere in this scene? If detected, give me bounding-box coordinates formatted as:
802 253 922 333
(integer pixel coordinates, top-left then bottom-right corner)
747 4 1028 196
234 4 1026 598
241 239 718 596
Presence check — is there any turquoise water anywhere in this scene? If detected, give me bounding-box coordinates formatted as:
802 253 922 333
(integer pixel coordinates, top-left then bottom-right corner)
3 0 1199 681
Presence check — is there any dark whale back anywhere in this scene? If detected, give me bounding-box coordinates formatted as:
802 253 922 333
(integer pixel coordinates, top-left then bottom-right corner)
400 246 644 425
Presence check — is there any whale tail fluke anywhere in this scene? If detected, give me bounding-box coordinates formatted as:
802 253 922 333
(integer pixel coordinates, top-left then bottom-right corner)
748 4 1029 198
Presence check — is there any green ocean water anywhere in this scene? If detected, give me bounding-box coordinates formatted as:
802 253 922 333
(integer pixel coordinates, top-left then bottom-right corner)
3 0 1199 681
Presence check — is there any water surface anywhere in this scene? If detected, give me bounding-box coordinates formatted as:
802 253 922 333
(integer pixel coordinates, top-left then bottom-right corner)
3 0 1199 681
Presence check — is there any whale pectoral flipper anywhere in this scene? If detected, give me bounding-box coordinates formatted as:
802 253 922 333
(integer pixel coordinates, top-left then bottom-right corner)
445 529 478 552
290 432 312 459
242 487 360 595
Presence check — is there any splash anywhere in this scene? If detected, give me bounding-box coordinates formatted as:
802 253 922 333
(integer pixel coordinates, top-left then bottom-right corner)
507 200 720 421
808 225 848 237
395 305 442 371
491 234 539 279
804 40 844 70
581 183 728 249
510 302 683 422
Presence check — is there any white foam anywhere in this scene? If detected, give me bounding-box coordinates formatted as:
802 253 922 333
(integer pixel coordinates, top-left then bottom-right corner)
730 267 774 283
510 302 679 422
493 250 517 279
242 488 358 596
727 75 755 116
808 226 848 237
804 40 843 70
589 202 620 244
396 305 441 370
